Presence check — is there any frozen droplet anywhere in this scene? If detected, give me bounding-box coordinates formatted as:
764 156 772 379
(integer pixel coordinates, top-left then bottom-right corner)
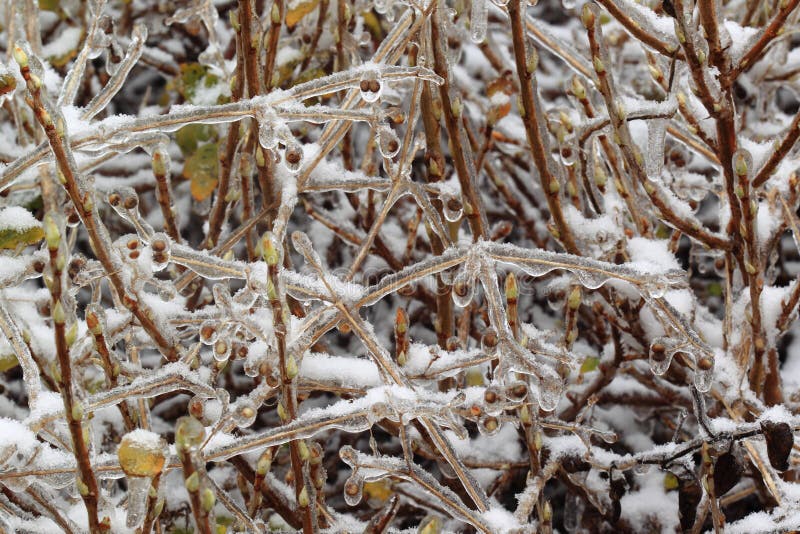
645 281 668 299
442 194 463 222
213 338 231 362
257 114 278 149
694 354 714 392
481 327 499 355
561 0 575 8
376 125 400 158
343 473 364 506
283 142 304 173
536 376 562 412
649 337 677 376
478 415 501 436
452 271 475 308
574 270 607 290
359 70 383 103
598 430 617 444
126 475 151 528
470 0 488 43
199 320 219 345
231 399 258 428
150 233 171 272
558 136 578 167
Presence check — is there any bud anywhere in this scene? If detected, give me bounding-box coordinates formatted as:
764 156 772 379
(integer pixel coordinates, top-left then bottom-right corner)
52 300 66 324
505 273 518 300
12 45 28 68
298 485 310 507
257 450 273 475
44 214 61 250
581 4 595 28
395 307 408 334
568 286 582 310
185 472 200 492
285 355 298 379
260 232 281 265
200 487 215 512
298 440 310 461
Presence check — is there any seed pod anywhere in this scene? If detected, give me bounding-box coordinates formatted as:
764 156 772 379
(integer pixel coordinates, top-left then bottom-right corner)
761 420 793 471
713 451 742 496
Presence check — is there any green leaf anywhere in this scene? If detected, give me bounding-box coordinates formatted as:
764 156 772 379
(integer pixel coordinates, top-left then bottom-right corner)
580 356 599 374
176 123 214 156
184 142 220 202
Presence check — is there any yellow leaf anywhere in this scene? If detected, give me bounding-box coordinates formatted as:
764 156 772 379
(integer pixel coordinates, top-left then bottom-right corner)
0 207 44 250
286 0 320 29
363 480 392 503
184 143 220 201
664 472 679 491
0 353 19 373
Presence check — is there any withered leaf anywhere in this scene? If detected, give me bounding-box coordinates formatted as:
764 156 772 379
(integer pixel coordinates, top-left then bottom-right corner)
761 420 793 472
713 451 742 496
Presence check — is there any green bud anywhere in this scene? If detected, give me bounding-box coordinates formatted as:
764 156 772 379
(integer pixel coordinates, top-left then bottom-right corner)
52 300 66 324
201 487 215 512
12 45 28 68
298 485 309 507
71 401 83 421
568 286 581 310
44 214 61 250
285 355 298 380
298 440 310 461
256 450 273 475
185 471 200 493
261 232 281 265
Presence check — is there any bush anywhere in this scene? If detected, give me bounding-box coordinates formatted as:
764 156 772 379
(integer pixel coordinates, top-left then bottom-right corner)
0 0 799 532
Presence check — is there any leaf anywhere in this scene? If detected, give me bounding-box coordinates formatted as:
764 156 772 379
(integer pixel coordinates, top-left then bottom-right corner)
184 143 220 201
176 123 214 156
761 420 793 471
713 451 742 495
678 480 701 531
663 472 679 491
580 356 600 374
0 207 44 250
286 0 320 29
0 353 19 372
39 0 60 11
0 227 44 250
363 480 392 503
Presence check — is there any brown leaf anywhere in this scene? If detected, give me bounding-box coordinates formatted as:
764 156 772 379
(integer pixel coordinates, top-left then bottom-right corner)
713 451 742 496
761 420 793 472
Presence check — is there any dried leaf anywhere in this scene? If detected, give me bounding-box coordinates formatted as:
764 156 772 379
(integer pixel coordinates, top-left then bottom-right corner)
678 480 702 531
713 451 742 495
761 420 793 472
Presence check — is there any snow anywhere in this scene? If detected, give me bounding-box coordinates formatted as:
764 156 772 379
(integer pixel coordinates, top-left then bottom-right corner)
122 429 163 450
42 27 83 59
0 206 40 233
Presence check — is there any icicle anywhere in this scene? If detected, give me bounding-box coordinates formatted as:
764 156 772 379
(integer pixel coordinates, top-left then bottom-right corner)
470 0 488 43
